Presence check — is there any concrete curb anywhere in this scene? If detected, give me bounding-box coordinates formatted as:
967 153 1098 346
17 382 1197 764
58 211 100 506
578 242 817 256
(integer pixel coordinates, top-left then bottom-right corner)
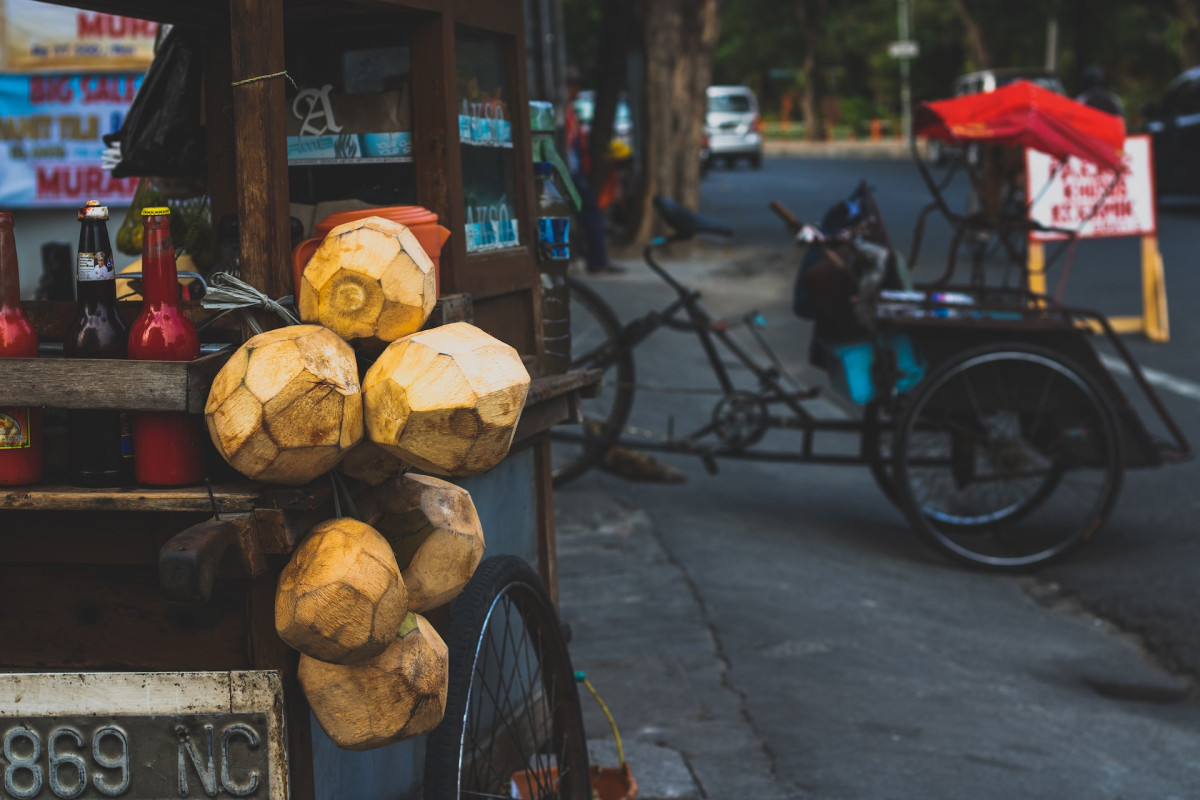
763 138 913 160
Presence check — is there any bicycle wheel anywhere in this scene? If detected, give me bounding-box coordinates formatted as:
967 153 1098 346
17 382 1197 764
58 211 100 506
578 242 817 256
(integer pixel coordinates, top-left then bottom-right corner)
551 276 636 486
892 344 1123 570
424 556 591 799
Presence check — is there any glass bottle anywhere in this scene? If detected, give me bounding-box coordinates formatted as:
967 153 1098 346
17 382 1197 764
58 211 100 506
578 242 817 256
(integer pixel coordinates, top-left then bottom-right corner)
127 207 205 486
0 211 41 485
65 200 131 486
535 161 571 373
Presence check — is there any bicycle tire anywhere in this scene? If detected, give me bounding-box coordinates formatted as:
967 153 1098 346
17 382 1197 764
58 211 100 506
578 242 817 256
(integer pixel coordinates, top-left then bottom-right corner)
424 556 591 799
892 343 1123 571
551 275 636 486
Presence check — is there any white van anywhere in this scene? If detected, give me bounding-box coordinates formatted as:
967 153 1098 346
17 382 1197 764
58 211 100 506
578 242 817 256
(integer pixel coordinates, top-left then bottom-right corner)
705 85 762 168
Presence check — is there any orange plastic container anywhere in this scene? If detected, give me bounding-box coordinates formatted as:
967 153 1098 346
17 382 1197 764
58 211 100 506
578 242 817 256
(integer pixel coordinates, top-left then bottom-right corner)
292 206 451 298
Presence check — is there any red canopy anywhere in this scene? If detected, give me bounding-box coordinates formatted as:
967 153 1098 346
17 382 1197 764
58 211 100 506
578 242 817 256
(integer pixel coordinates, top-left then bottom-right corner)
914 80 1126 172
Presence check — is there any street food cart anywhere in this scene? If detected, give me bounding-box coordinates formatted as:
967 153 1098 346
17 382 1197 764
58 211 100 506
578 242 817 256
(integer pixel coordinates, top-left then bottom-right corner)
0 1 597 797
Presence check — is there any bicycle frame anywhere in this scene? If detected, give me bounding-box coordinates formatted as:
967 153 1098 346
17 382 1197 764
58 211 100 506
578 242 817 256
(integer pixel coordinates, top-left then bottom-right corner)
591 236 895 470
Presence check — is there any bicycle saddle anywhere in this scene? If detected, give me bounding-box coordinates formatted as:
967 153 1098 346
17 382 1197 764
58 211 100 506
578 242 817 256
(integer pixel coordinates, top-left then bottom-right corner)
653 195 733 239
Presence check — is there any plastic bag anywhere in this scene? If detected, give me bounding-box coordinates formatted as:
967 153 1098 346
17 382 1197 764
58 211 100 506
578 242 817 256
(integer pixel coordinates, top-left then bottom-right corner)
103 28 206 178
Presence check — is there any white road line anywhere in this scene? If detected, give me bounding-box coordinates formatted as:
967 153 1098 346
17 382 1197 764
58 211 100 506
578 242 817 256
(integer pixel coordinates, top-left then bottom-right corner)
1098 353 1200 403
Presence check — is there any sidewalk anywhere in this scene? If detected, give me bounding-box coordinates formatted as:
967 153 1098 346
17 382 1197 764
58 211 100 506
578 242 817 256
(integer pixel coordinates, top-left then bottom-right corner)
763 138 912 160
556 480 794 800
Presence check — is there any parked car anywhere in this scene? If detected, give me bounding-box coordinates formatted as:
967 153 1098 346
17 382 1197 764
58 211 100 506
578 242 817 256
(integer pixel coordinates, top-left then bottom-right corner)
1143 67 1200 196
572 90 633 147
927 68 1066 166
705 85 762 169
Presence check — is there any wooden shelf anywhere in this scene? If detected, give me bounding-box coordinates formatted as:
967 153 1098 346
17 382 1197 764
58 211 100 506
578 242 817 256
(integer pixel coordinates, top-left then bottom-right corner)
0 347 234 413
289 156 414 166
0 483 263 513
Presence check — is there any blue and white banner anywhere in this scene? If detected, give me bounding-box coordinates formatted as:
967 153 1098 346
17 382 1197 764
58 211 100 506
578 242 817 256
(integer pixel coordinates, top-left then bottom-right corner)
0 72 143 207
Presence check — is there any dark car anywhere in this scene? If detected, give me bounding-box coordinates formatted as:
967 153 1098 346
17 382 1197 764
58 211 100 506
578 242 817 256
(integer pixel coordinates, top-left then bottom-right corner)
1143 67 1200 195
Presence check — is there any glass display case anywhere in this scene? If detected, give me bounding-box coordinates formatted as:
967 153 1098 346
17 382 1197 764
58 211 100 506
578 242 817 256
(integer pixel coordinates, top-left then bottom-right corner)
285 23 417 207
456 29 520 253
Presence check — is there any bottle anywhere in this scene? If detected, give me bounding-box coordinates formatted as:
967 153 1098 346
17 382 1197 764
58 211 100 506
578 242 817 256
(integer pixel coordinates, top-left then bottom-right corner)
64 200 131 486
127 207 205 486
534 161 571 373
0 212 41 485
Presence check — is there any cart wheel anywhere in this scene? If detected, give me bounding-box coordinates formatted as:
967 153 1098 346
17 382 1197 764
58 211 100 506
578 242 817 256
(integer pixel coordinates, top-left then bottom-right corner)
551 276 636 487
865 402 901 507
424 556 591 799
892 344 1123 570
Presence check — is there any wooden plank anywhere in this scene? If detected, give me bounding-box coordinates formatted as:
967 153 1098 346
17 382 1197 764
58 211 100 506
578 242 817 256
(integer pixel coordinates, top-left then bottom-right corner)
0 511 209 565
230 0 292 302
428 292 475 326
461 249 539 299
533 434 558 607
159 514 261 602
0 483 262 512
0 347 233 411
412 9 463 295
513 392 570 449
0 563 249 670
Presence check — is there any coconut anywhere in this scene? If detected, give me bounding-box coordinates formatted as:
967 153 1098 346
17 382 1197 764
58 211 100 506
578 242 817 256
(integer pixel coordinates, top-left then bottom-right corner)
361 322 530 476
205 325 363 484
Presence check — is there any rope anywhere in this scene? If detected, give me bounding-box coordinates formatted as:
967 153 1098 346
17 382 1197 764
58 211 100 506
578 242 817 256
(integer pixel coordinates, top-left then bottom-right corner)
200 271 299 334
231 70 298 89
575 672 624 766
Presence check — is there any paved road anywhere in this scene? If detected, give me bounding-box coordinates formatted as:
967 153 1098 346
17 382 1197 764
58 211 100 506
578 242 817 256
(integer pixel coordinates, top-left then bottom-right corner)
698 156 1200 676
554 156 1200 797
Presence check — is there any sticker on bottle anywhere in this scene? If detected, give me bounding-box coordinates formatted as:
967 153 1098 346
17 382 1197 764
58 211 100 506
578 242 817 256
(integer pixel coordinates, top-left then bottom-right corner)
77 250 115 282
0 408 31 449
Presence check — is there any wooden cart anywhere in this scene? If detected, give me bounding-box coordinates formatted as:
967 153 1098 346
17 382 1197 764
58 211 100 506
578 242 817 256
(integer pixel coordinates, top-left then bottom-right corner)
0 1 594 797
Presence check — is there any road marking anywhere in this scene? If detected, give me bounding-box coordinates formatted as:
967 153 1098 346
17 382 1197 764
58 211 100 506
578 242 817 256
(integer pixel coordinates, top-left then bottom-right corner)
1098 353 1200 402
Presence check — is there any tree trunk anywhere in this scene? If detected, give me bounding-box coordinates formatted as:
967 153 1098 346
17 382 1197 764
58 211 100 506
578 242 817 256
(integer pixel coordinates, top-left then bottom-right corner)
629 0 720 244
953 0 991 69
797 0 825 142
1177 0 1200 68
588 0 634 191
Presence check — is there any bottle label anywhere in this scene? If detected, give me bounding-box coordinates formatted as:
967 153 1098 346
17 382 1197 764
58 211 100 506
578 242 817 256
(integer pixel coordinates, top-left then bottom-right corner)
0 408 30 449
77 250 115 282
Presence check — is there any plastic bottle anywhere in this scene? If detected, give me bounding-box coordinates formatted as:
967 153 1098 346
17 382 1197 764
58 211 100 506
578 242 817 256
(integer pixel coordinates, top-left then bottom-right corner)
0 212 41 485
535 161 571 373
65 201 132 486
127 207 205 486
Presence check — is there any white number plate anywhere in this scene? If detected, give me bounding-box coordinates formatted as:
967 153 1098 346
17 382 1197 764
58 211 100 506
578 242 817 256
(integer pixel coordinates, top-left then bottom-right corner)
0 672 288 799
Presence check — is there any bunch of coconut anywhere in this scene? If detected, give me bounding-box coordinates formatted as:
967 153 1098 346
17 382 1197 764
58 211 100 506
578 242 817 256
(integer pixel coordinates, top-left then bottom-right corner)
276 471 485 749
201 216 531 749
204 215 532 486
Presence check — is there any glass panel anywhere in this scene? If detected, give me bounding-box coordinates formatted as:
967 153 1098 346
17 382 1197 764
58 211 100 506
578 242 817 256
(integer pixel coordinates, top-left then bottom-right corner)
285 23 416 206
456 29 520 253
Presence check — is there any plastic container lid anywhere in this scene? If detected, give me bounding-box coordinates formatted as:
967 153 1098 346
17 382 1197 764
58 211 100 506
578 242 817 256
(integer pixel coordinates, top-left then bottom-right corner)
315 206 439 236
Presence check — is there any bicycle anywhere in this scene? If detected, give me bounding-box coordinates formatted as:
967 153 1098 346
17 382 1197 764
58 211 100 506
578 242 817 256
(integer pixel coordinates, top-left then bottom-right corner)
550 189 1189 571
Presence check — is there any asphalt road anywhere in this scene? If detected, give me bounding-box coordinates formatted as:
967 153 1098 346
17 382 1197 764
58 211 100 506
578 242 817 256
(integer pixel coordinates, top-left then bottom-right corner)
696 155 1200 677
554 155 1200 797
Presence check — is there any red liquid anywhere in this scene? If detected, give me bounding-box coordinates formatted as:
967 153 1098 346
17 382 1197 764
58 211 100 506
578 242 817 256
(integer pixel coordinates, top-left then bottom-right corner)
0 211 42 486
127 212 204 486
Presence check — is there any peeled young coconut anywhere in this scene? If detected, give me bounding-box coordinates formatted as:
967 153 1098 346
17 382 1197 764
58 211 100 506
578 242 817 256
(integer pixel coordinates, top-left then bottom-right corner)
298 217 436 344
275 517 408 664
299 612 448 750
339 440 410 486
373 473 485 612
205 325 363 484
362 322 531 476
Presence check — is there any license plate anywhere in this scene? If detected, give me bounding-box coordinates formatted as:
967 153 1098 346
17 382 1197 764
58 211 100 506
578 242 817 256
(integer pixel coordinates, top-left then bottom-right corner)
0 672 287 799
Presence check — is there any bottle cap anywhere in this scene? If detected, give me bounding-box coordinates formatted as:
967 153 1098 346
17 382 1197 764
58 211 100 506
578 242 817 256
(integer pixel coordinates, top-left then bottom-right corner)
78 201 109 220
141 206 171 217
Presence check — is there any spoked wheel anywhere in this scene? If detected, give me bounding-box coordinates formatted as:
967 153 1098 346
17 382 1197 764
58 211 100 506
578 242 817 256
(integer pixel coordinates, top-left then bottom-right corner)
892 344 1123 570
551 276 636 486
424 556 591 799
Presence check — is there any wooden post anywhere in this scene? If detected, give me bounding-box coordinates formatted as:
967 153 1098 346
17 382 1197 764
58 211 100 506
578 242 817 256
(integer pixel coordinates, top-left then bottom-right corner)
229 0 291 302
1026 240 1047 296
1142 233 1169 342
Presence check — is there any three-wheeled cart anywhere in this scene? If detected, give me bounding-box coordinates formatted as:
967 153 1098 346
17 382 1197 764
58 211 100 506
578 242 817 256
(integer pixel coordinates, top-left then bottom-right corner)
0 1 599 798
553 82 1190 571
